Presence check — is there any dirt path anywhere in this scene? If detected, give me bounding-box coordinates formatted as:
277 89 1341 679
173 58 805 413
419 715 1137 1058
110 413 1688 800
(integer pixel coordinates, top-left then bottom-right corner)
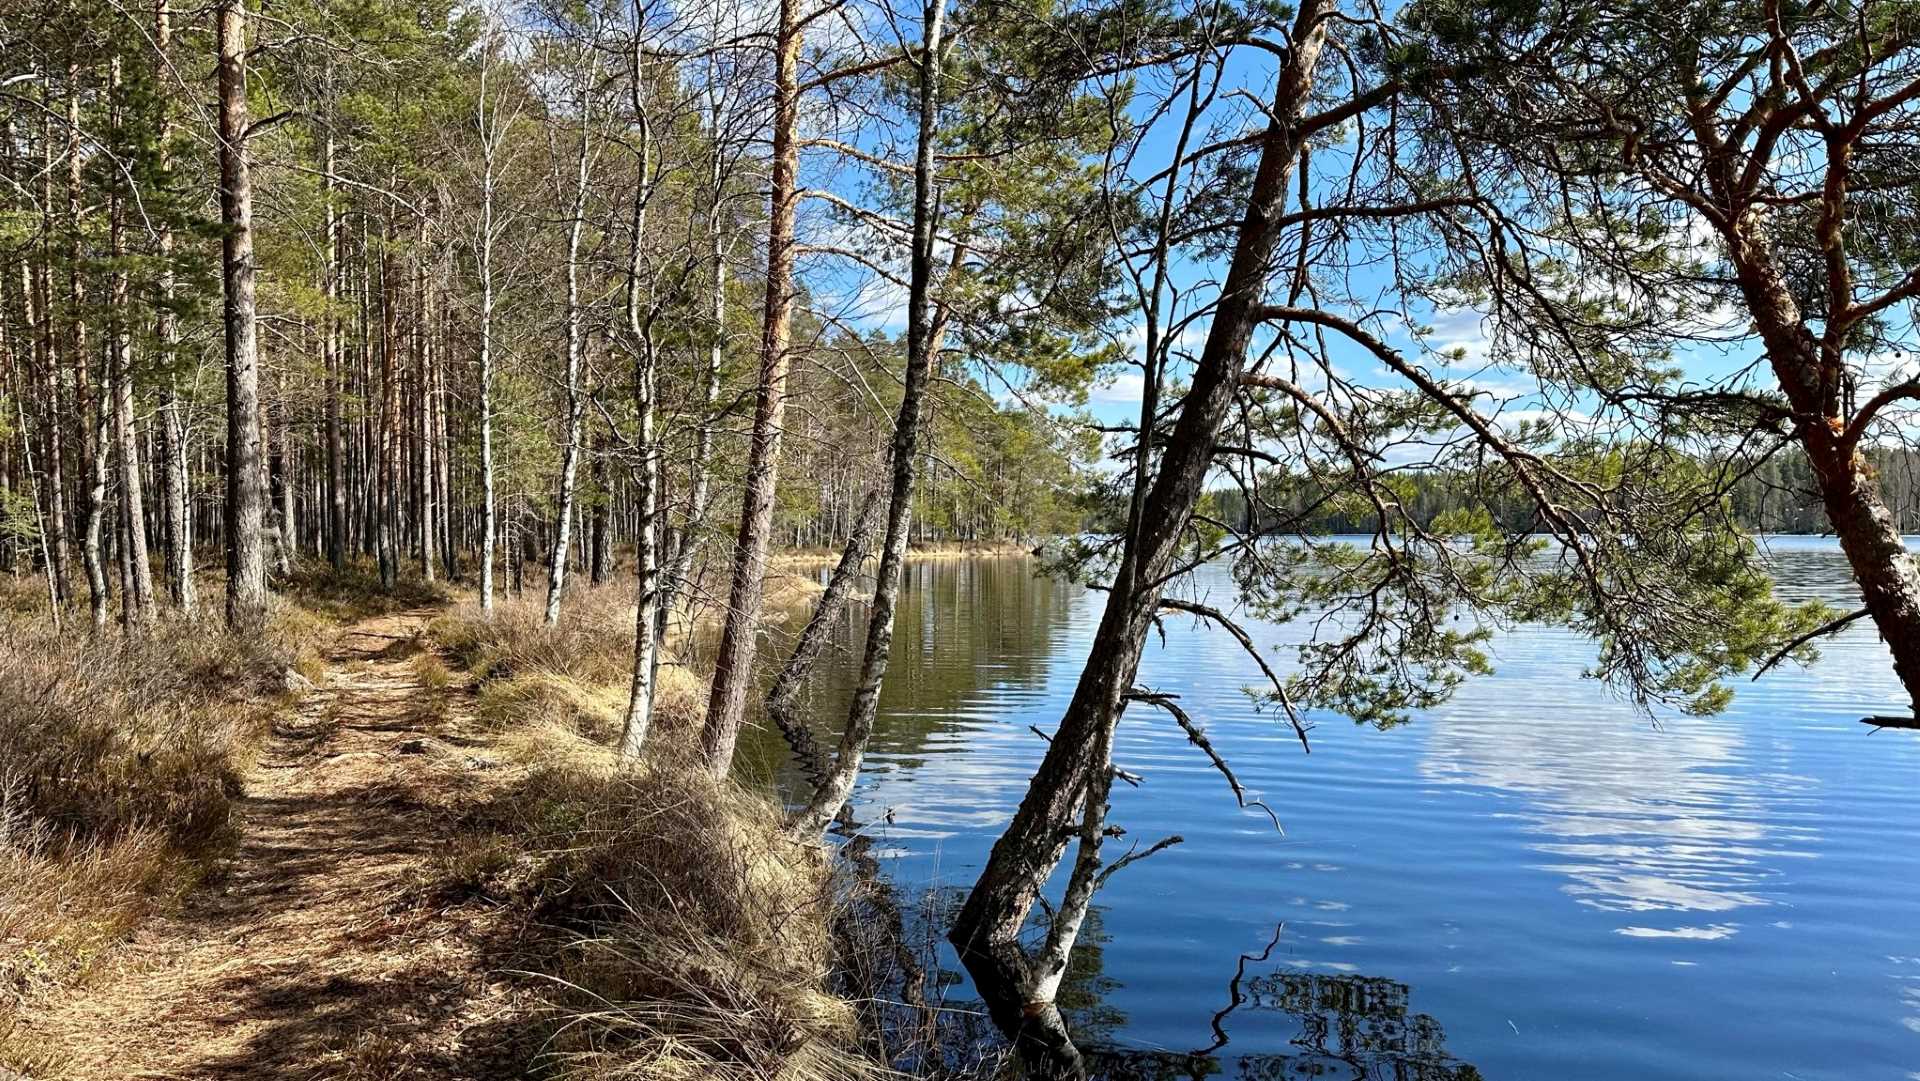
23 608 530 1080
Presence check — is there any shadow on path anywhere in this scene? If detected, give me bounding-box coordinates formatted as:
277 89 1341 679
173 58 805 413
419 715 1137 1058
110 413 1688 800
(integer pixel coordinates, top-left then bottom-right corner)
23 609 542 1080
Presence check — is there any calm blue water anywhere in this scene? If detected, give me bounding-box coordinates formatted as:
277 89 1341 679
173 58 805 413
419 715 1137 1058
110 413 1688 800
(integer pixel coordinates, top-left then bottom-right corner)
740 536 1920 1080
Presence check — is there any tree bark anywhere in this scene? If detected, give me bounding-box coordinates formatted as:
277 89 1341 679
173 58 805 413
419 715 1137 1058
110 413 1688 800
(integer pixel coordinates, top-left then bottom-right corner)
416 234 436 584
324 131 347 572
79 397 110 632
544 101 595 625
947 6 1335 1075
153 0 196 615
789 0 945 836
269 368 293 576
766 485 884 789
619 32 661 756
477 45 501 615
700 0 803 777
108 55 155 626
376 241 399 591
589 439 611 585
1725 221 1920 713
34 104 69 606
66 65 109 629
657 83 734 628
218 0 268 630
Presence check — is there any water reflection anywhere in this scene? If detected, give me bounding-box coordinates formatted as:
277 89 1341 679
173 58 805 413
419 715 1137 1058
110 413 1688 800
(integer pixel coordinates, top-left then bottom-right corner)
736 556 1084 807
1046 905 1482 1080
1417 659 1819 926
743 542 1920 1080
1087 964 1483 1080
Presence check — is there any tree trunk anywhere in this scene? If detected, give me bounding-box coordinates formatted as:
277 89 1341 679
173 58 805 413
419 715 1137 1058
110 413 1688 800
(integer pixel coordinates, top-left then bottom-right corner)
589 439 611 585
766 485 885 787
789 0 945 836
269 368 293 576
544 107 594 626
619 38 661 756
657 89 733 627
67 67 109 629
80 381 110 632
377 243 399 591
323 132 347 573
1725 221 1920 714
153 1 195 616
947 6 1334 1075
477 50 500 616
700 0 802 777
435 292 456 580
416 237 436 584
34 106 70 606
108 57 155 626
218 0 268 630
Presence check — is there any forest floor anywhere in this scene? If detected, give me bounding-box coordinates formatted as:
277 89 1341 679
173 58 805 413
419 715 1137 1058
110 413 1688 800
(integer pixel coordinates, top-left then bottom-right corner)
14 606 538 1081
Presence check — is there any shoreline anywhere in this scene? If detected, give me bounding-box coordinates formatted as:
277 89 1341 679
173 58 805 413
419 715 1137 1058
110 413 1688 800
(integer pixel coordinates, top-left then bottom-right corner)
771 539 1036 568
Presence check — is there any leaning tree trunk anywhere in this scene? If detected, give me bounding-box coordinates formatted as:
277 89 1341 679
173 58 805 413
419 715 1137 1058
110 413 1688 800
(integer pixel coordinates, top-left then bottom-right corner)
947 5 1335 1076
1807 427 1920 704
766 485 886 786
789 0 945 837
700 0 803 777
1726 222 1920 715
218 0 268 630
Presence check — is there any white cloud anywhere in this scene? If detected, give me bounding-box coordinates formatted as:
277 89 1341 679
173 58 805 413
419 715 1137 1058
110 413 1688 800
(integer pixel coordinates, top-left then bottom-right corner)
1087 370 1146 406
1422 307 1493 364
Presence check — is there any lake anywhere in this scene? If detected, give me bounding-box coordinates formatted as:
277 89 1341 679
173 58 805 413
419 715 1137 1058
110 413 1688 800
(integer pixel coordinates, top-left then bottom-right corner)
736 536 1920 1080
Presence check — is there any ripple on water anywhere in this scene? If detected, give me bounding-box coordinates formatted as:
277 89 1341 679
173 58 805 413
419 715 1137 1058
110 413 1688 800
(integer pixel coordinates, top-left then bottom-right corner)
740 545 1920 1080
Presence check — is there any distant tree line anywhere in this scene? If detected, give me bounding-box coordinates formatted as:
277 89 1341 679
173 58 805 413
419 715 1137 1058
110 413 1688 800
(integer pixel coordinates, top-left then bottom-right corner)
1193 446 1920 538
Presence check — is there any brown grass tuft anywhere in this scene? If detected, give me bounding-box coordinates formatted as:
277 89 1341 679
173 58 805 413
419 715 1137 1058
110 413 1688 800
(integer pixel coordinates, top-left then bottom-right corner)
0 594 327 1017
423 589 890 1080
484 735 889 1081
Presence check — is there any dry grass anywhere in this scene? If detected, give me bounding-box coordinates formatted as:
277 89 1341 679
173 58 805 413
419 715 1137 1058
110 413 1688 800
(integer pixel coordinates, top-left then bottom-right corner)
462 733 891 1081
0 588 331 1023
280 558 454 623
431 587 708 741
422 588 893 1081
0 795 178 1002
771 540 1031 572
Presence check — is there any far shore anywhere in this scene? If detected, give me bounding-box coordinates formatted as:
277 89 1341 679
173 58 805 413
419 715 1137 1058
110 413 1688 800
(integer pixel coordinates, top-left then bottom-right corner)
770 539 1036 568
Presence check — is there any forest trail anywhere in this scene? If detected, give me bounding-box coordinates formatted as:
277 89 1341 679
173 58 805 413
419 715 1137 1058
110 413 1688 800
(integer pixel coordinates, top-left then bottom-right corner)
21 607 528 1080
